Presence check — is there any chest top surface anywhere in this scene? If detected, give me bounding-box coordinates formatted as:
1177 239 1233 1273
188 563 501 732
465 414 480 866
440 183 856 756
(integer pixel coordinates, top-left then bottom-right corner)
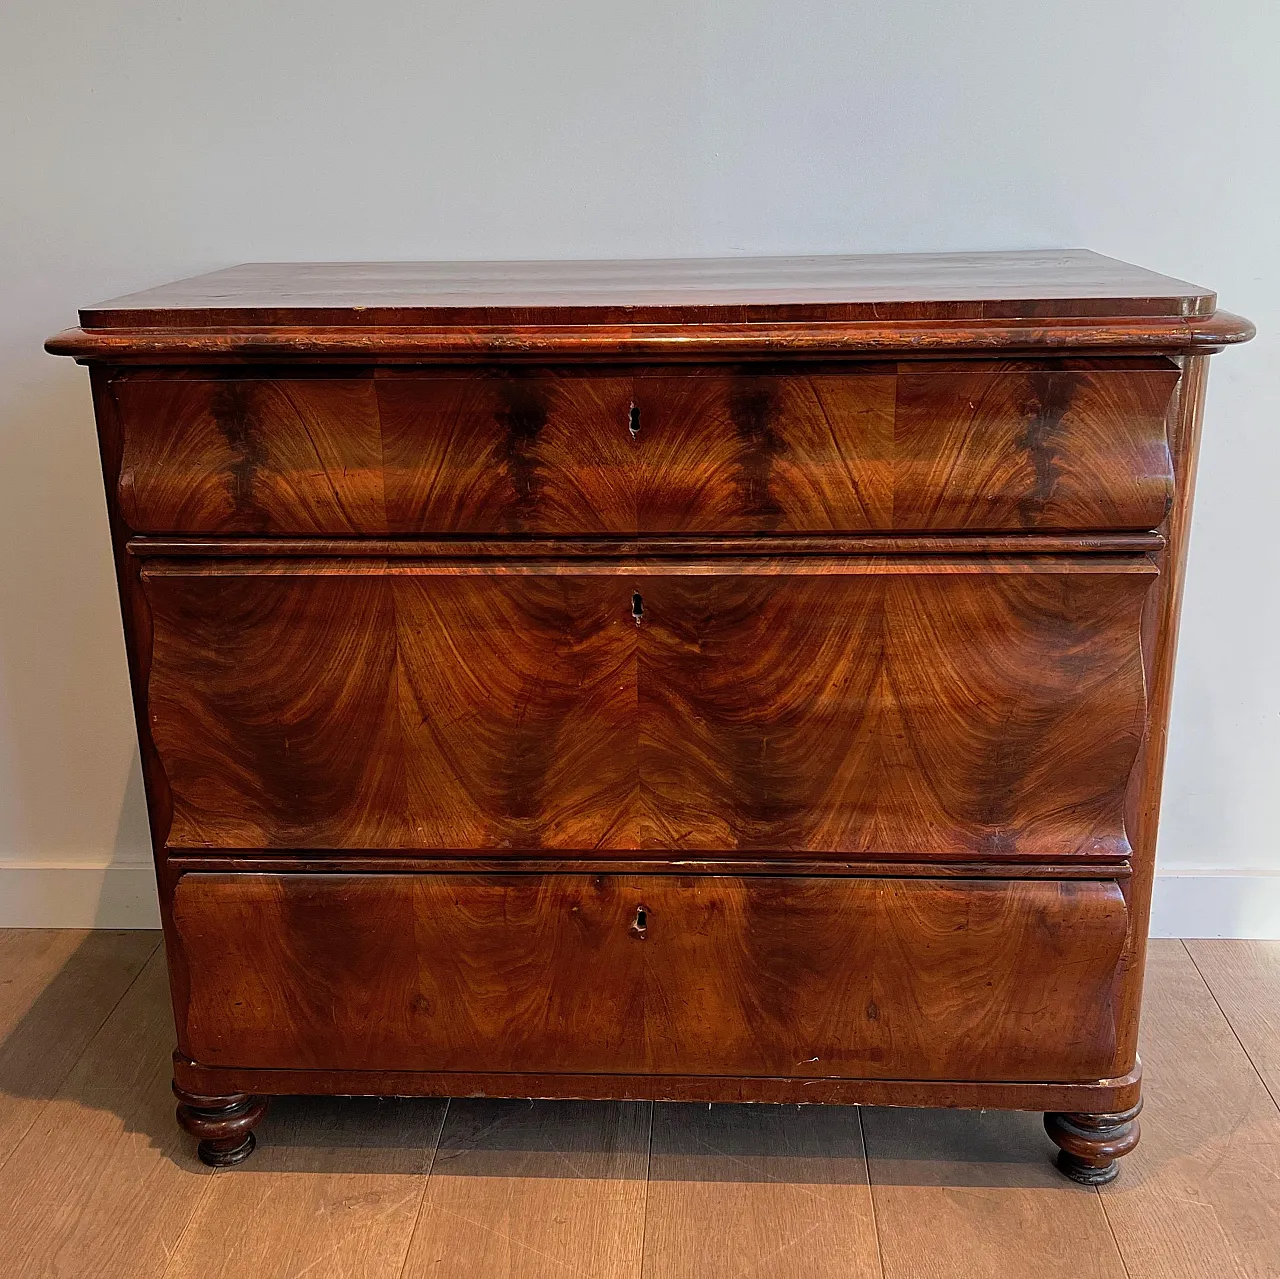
77 249 1215 328
47 250 1251 361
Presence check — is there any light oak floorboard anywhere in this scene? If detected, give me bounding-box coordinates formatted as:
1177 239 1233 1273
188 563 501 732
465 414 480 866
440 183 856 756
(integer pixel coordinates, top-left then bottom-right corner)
163 1095 448 1279
0 948 215 1279
401 1098 650 1279
1185 939 1280 1108
862 1106 1126 1279
0 928 159 1167
7 934 1280 1278
643 1101 881 1279
1099 940 1280 1279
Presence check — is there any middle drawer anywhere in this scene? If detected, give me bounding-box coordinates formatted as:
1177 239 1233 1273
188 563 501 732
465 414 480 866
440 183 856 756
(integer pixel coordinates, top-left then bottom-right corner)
141 553 1154 861
111 361 1177 536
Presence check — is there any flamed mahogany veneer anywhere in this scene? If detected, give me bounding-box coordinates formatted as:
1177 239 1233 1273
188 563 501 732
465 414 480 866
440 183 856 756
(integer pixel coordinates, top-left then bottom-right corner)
49 251 1253 1180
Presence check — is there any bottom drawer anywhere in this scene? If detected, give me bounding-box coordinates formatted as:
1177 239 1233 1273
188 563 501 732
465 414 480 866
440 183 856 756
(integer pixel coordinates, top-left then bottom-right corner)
170 872 1127 1082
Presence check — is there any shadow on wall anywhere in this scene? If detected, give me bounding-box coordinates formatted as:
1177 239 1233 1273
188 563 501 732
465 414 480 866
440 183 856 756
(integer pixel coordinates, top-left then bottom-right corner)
93 751 161 928
0 347 156 928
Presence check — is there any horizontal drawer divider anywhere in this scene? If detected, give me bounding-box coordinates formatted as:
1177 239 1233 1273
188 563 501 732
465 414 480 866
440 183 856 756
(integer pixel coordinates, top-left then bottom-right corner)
164 853 1132 880
129 532 1166 559
138 554 1161 579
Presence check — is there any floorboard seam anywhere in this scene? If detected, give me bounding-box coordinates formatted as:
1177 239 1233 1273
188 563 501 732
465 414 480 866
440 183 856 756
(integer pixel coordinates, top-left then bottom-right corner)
158 1170 218 1279
1183 940 1280 1114
856 1106 888 1279
395 1096 451 1279
637 1101 655 1279
1094 1185 1133 1279
0 1092 48 1181
0 932 163 1181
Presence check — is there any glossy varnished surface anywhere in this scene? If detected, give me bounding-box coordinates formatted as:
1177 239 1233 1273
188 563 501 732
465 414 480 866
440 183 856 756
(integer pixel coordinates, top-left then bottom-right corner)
110 362 1178 535
47 252 1253 362
128 532 1169 558
47 310 1255 362
169 873 1128 1080
43 253 1254 1174
78 250 1218 328
141 557 1153 857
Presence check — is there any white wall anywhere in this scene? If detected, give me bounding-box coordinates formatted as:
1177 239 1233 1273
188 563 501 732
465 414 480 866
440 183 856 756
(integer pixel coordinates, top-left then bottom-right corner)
1 0 1277 933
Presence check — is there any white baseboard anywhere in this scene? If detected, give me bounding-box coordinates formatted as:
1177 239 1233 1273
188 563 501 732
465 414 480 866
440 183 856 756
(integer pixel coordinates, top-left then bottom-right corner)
1 863 1278 937
1148 872 1280 939
0 862 161 928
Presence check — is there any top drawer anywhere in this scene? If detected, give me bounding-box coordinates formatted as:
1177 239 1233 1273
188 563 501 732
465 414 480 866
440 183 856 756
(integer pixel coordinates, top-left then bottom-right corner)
110 360 1178 536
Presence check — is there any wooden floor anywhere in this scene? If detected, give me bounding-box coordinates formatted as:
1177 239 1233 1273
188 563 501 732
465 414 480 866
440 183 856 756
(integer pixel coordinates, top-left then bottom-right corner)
2 933 1279 1277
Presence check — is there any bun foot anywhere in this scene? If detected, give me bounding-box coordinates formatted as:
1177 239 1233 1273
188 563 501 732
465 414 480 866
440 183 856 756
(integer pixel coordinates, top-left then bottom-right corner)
1044 1103 1142 1185
173 1083 269 1167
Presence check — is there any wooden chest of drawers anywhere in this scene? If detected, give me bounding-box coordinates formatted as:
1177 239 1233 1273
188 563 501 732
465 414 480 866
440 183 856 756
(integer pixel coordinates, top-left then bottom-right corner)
48 251 1252 1183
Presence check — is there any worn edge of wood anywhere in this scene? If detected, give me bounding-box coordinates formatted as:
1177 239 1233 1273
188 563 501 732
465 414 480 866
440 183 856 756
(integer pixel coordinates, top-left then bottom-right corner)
44 312 1254 361
170 1053 1144 1112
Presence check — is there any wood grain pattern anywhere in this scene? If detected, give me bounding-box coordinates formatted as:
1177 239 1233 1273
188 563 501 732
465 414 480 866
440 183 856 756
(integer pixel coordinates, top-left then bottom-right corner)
110 364 1177 536
141 558 1153 858
74 251 1220 327
44 253 1254 1173
400 1099 649 1279
170 872 1129 1081
890 363 1175 530
166 854 1133 879
643 1103 881 1279
638 565 1151 860
114 376 389 535
46 309 1256 363
128 531 1170 557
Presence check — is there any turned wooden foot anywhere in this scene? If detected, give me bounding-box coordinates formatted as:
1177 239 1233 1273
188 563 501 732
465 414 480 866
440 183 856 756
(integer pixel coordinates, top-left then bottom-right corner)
1044 1102 1141 1184
173 1083 269 1167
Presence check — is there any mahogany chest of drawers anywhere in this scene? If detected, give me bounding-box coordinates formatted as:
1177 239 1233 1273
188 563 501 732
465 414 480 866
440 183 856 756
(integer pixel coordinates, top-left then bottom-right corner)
48 251 1252 1182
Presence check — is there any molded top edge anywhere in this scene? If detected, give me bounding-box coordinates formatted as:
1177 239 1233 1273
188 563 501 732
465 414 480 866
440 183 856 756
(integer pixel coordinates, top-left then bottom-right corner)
76 250 1218 329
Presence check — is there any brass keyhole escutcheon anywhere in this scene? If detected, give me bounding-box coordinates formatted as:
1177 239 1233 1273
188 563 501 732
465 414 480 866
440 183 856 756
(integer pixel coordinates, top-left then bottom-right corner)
632 591 643 625
630 906 648 939
628 403 641 437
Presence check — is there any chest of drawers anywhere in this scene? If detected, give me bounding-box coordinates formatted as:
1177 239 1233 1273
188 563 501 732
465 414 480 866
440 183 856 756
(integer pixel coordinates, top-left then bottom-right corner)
48 251 1252 1182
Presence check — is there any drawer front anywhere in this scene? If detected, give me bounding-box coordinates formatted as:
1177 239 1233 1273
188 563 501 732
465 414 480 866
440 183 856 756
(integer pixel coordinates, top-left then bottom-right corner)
171 871 1128 1081
112 361 1176 535
143 556 1153 859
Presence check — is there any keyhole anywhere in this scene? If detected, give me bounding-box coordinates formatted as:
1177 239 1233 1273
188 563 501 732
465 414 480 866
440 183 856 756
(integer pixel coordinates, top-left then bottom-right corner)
632 591 643 625
630 906 648 939
628 403 641 438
